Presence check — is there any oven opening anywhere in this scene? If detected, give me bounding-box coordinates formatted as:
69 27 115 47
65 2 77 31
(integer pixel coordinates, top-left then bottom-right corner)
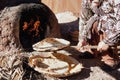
19 8 47 51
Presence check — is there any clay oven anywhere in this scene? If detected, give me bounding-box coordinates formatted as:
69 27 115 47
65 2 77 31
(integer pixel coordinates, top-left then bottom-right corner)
0 0 61 53
0 0 61 79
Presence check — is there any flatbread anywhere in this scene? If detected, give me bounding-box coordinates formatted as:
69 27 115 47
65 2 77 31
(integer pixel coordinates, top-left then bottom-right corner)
32 38 70 51
29 53 83 77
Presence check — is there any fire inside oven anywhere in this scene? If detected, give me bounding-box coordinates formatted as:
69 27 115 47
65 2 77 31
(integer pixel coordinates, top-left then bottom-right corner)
19 8 48 51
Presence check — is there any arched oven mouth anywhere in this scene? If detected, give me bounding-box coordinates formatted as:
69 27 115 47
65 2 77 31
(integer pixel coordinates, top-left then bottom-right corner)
19 6 48 52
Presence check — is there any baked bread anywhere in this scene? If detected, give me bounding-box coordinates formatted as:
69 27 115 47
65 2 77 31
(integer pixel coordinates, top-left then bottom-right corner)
29 52 83 77
32 38 70 51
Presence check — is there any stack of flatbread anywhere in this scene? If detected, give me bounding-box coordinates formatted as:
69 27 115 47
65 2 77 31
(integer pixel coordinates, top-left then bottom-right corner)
32 38 70 51
29 38 83 77
29 52 83 77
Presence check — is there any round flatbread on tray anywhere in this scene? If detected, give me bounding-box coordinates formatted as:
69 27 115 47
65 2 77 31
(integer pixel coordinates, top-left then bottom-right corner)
32 38 70 51
28 52 83 77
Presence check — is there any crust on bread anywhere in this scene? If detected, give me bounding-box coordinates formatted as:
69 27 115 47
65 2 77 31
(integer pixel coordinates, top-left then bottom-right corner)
32 38 70 51
28 53 83 77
